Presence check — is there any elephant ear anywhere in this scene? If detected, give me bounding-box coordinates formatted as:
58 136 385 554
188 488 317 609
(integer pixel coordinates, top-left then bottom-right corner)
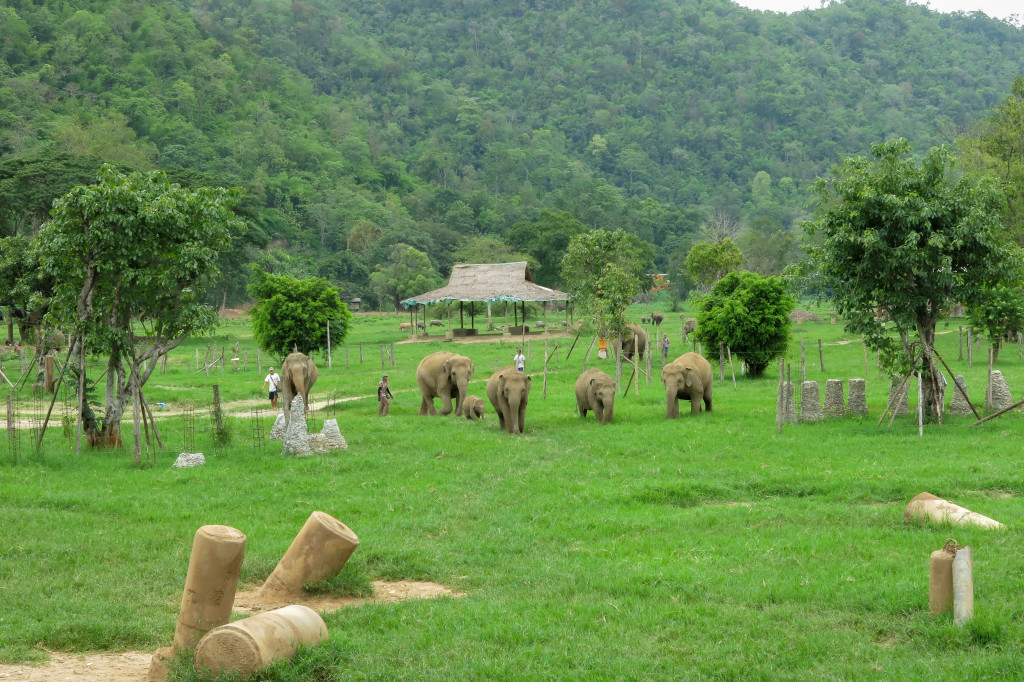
441 359 452 379
684 368 694 388
589 378 596 386
525 375 532 387
468 360 475 378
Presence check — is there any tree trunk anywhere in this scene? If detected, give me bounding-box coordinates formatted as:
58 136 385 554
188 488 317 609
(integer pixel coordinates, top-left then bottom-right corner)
916 310 939 422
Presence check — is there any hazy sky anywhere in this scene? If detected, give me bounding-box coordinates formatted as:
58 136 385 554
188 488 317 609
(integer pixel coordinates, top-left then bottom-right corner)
731 0 1022 23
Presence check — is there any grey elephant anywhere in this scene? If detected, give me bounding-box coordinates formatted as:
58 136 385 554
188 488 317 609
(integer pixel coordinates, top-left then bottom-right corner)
682 317 697 343
486 366 531 434
651 311 664 325
574 368 615 423
620 323 648 361
416 351 475 416
662 352 712 417
281 352 319 427
463 395 486 420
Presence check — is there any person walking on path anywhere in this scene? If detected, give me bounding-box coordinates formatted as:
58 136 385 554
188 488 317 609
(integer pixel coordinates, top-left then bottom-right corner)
262 366 281 410
513 348 526 372
661 334 670 361
378 373 394 416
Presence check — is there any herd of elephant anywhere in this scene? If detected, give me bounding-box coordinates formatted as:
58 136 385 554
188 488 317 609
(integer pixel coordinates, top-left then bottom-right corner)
415 349 713 435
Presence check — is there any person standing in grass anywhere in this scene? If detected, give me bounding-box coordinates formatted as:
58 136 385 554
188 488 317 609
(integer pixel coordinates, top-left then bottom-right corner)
378 373 394 416
514 348 526 372
262 366 281 410
661 333 670 361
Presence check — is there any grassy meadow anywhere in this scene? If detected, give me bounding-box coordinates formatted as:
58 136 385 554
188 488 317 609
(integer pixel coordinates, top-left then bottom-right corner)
1 304 1023 680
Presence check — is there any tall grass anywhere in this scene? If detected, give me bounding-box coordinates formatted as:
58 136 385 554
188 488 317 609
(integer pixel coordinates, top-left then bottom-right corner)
2 306 1023 679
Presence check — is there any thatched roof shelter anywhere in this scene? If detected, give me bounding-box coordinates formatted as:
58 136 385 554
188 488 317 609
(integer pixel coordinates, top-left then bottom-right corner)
401 262 569 307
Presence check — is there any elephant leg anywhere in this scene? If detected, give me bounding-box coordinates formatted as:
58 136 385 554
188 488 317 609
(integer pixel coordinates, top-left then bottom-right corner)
419 394 430 416
691 396 701 414
704 389 712 412
440 390 454 416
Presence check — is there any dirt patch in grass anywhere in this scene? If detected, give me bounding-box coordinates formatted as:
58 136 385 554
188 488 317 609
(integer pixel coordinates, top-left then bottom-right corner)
233 579 465 614
0 581 463 681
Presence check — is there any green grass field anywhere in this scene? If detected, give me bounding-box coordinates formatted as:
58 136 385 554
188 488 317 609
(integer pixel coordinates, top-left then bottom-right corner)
2 305 1023 680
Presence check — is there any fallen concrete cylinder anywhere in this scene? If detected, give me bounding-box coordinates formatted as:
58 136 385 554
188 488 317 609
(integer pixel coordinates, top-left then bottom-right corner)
194 604 328 676
953 546 974 626
928 543 956 614
904 492 1005 529
258 511 359 599
173 525 247 651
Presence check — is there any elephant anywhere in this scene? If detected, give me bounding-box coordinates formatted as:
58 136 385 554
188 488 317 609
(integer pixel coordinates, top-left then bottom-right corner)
281 352 319 427
416 351 475 416
463 395 486 420
682 317 697 343
651 311 664 326
662 352 712 418
620 323 648 361
574 368 615 423
486 366 531 434
641 316 651 324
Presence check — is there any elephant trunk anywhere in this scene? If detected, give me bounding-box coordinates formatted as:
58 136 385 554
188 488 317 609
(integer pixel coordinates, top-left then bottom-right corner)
594 402 604 423
506 395 522 434
665 386 679 419
453 376 469 416
602 401 613 423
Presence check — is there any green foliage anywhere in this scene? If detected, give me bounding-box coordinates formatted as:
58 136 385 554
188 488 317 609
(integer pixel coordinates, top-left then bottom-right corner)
248 267 351 359
695 270 795 376
37 164 246 446
370 243 440 311
684 238 744 291
804 139 1022 385
560 229 654 337
505 211 587 287
966 285 1024 352
960 76 1024 246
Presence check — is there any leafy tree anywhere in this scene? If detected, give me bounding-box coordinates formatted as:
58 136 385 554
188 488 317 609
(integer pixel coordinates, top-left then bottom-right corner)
38 165 247 454
805 139 1021 416
369 243 439 310
684 238 744 291
966 286 1024 362
248 266 351 359
0 149 108 237
959 76 1024 245
695 271 795 377
560 229 654 339
505 211 587 287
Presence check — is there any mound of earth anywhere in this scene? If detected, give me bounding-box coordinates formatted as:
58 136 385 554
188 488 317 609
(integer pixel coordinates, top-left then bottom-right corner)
789 310 823 324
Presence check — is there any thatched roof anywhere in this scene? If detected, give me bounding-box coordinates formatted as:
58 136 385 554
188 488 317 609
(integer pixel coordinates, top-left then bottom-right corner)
401 262 569 307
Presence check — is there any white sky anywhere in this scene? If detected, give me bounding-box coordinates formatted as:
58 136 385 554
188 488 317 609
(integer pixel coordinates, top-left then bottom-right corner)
731 0 1022 24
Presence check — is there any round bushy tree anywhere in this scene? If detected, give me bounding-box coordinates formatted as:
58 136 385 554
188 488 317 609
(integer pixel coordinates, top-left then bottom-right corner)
695 271 795 377
966 285 1024 362
249 266 352 360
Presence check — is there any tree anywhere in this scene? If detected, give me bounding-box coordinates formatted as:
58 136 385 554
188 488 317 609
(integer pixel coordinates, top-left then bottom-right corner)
684 238 744 291
966 286 1024 362
805 139 1022 416
0 149 107 237
38 165 247 454
560 229 654 339
694 271 795 377
248 267 351 359
369 243 439 310
505 211 586 287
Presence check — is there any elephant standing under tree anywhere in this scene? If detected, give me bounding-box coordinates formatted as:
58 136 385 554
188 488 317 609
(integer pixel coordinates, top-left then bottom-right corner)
574 368 615 423
281 352 319 427
662 352 712 417
416 351 475 416
620 323 649 361
486 366 531 434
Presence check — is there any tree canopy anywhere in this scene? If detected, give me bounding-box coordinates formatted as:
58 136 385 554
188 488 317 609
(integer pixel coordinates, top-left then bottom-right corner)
685 239 744 291
38 165 246 451
694 271 795 377
805 138 1022 414
248 267 351 360
560 229 654 338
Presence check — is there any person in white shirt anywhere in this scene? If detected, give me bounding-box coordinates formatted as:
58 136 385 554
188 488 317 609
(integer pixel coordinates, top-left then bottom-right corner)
261 366 281 409
513 349 525 372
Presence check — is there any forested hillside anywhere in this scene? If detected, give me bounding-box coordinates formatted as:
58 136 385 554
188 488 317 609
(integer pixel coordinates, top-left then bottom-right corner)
1 0 1022 307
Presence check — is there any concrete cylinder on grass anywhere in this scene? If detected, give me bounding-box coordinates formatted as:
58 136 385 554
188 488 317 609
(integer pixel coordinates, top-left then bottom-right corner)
173 525 247 651
847 379 868 416
194 605 328 676
799 381 822 422
929 544 955 614
984 370 1011 412
258 511 359 600
952 546 974 626
904 492 1004 529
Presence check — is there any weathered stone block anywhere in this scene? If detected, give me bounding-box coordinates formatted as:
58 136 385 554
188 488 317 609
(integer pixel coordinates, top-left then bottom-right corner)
823 379 845 418
799 380 823 422
985 370 1012 412
848 378 868 416
949 375 972 416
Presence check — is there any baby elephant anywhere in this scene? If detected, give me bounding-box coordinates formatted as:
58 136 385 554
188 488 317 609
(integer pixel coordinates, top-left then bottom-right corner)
463 395 486 420
575 368 615 423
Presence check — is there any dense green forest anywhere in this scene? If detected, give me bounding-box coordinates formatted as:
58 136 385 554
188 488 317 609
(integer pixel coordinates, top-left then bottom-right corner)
1 0 1023 308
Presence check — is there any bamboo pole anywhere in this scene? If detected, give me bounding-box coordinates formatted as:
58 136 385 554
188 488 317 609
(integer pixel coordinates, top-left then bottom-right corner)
801 338 806 381
917 370 923 437
776 357 784 434
818 339 825 372
543 339 549 399
727 346 736 389
986 347 993 408
327 322 332 370
633 335 639 397
582 336 597 369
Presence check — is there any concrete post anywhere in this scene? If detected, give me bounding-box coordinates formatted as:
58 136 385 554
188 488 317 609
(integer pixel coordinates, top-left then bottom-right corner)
258 511 359 601
193 605 328 676
173 525 247 651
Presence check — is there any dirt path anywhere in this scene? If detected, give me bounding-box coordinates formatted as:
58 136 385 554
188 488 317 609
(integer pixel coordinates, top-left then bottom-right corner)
0 580 463 681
